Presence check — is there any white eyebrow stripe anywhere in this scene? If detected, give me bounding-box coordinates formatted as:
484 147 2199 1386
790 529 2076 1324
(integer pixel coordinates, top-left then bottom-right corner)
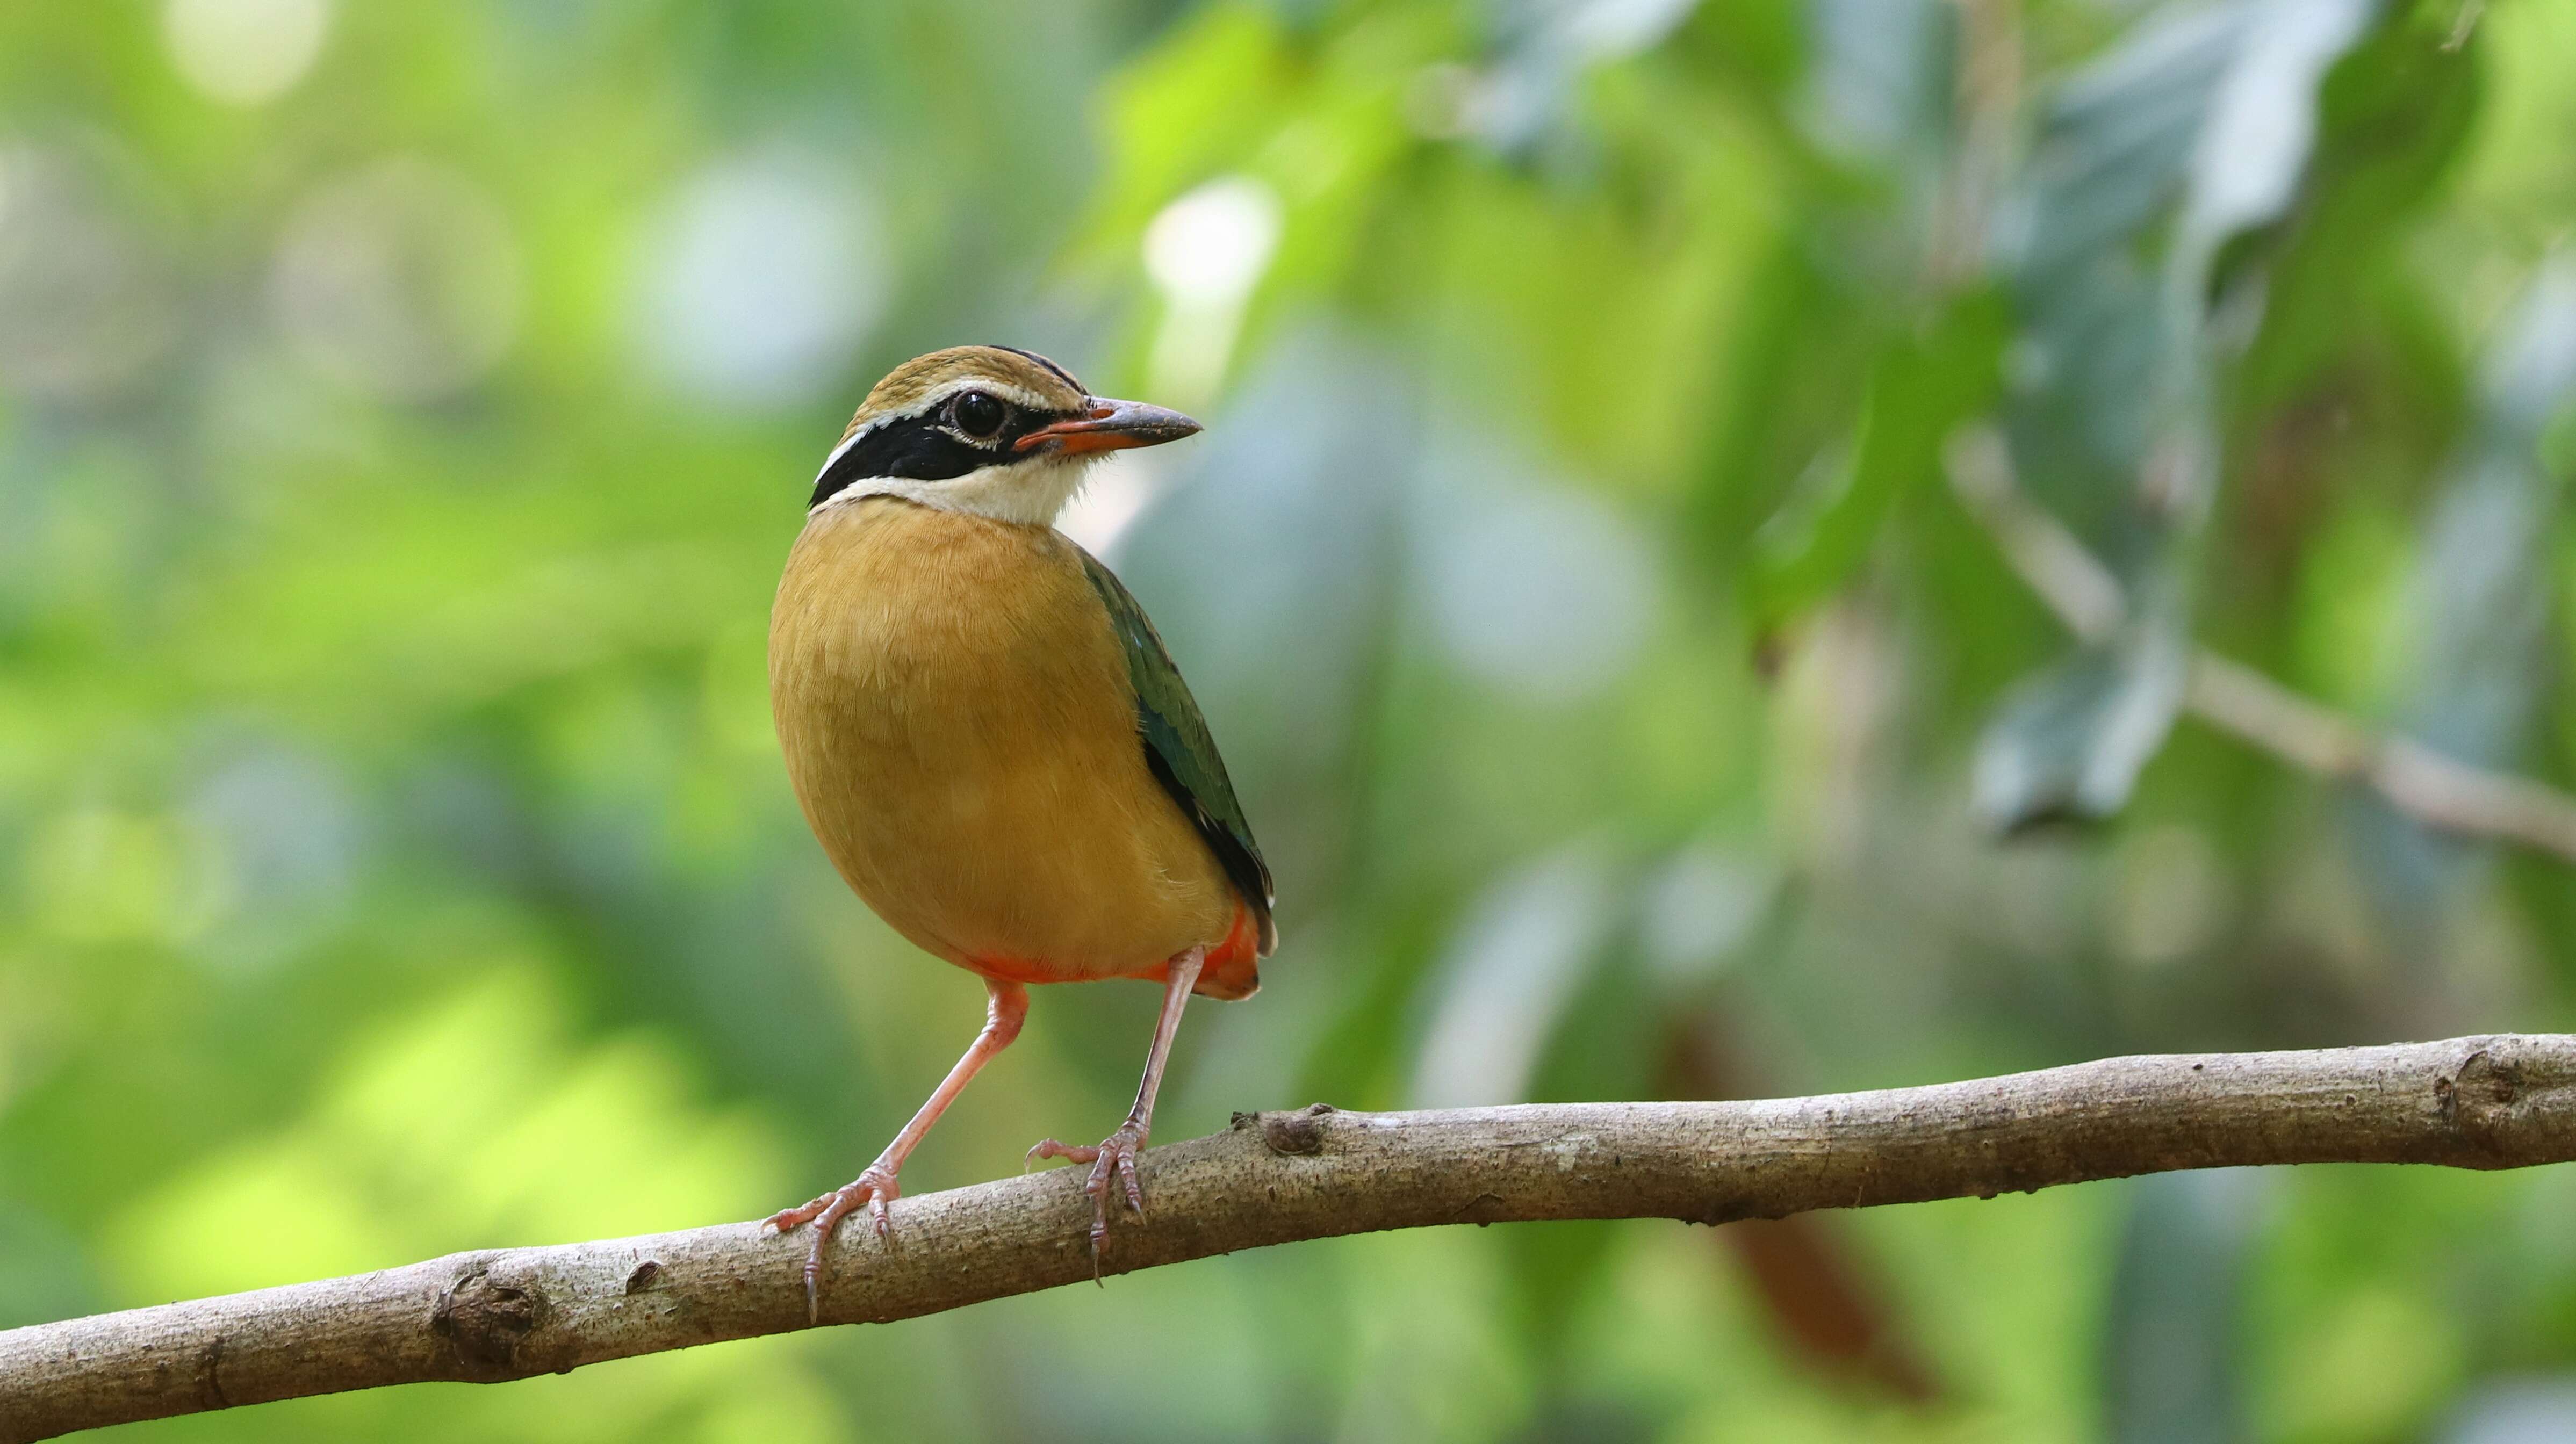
812 432 867 489
810 378 1066 486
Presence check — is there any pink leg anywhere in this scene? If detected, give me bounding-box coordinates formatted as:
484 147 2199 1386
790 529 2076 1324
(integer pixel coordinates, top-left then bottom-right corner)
768 979 1027 1320
1027 945 1205 1275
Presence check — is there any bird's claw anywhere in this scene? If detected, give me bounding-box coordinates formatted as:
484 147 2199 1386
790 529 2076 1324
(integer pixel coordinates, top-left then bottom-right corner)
765 1163 900 1323
1028 1119 1151 1279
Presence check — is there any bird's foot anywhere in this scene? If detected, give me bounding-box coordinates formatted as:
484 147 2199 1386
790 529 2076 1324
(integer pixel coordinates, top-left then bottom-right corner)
764 1162 901 1323
1026 1117 1150 1279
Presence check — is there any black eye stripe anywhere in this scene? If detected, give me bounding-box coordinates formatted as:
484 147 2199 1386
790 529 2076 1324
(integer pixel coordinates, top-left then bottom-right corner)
809 405 1073 508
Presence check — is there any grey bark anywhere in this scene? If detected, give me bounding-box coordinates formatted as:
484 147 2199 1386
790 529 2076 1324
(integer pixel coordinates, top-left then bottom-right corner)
5 1033 2573 1441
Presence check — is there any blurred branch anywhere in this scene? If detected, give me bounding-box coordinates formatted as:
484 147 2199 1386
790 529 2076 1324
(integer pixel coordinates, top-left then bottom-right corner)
9 1035 2576 1440
2444 0 2485 52
1946 427 2576 864
1928 0 2022 291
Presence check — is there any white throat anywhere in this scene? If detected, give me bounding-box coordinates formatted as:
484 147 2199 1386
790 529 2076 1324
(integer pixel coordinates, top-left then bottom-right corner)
812 453 1099 528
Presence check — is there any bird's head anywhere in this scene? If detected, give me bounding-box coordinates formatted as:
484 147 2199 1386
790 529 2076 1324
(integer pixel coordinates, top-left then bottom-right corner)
806 345 1201 526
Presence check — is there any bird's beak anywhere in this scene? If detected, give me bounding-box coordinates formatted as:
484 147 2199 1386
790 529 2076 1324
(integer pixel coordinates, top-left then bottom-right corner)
1015 397 1203 456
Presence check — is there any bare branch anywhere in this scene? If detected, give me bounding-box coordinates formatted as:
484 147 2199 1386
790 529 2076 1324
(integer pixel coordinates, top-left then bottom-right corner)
1945 427 2128 642
1944 426 2576 864
6 1035 2574 1440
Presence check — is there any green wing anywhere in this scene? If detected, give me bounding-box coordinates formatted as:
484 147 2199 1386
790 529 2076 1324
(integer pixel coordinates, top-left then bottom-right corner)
1077 548 1277 955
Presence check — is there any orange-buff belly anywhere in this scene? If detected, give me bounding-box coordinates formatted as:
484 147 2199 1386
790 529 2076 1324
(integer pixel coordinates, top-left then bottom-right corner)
769 496 1256 999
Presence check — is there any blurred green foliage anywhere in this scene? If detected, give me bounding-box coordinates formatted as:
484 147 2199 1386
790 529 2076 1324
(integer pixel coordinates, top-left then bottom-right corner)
4 0 2576 1440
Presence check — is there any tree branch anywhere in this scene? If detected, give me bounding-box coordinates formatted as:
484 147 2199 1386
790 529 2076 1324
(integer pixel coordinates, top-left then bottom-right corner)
6 1035 2574 1440
1944 427 2576 864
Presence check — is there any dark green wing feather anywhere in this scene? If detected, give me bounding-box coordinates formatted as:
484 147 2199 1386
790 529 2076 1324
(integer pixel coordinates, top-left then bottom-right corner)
1076 548 1277 955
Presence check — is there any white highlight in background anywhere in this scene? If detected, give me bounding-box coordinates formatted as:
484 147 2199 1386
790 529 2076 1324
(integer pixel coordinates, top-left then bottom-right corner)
164 0 331 106
635 151 886 410
1142 176 1280 406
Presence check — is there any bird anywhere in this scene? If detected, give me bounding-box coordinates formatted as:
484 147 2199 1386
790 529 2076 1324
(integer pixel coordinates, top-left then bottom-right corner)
762 344 1275 1316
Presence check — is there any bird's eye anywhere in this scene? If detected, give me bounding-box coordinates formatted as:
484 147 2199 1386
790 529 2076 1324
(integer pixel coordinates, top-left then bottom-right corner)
952 391 1008 441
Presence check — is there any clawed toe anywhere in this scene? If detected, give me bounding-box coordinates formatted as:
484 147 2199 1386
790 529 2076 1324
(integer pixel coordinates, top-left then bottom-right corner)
1027 1137 1101 1168
1030 1122 1150 1279
767 1165 901 1323
764 1192 836 1233
1111 1144 1147 1217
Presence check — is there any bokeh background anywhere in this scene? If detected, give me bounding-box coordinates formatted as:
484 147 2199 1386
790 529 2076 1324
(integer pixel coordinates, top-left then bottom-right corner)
5 0 2576 1439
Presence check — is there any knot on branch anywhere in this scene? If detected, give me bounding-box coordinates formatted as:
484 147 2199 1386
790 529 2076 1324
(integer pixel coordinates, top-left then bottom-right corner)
2439 1038 2576 1164
1245 1102 1336 1157
430 1261 543 1379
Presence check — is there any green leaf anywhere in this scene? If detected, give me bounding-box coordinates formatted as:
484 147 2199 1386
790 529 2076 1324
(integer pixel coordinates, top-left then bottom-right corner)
1740 286 2009 636
1978 0 2422 838
2230 5 2483 418
1973 602 2190 832
2358 263 2576 904
1071 4 1301 261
